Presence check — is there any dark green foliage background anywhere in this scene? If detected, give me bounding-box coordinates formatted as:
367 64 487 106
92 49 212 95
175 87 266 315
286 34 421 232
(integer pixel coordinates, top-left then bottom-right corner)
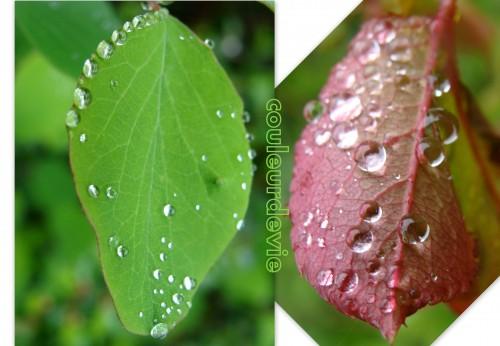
15 2 274 345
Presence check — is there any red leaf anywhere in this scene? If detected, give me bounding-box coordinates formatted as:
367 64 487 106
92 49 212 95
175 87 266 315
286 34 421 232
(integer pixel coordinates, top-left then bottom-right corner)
289 2 476 342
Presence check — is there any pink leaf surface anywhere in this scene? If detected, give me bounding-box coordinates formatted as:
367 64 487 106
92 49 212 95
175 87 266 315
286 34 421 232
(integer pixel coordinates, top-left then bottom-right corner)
289 2 476 342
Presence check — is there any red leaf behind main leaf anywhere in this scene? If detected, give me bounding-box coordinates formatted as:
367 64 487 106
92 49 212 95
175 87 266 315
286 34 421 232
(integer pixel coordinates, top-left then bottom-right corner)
289 8 476 342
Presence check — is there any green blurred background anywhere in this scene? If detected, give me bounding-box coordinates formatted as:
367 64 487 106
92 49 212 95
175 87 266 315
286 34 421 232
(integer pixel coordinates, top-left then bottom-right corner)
15 1 273 345
275 0 500 345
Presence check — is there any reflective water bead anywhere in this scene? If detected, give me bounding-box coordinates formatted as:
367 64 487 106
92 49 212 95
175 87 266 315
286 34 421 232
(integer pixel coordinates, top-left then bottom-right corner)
168 274 175 283
82 58 97 78
347 228 373 253
425 108 459 145
73 87 91 109
335 271 359 293
355 39 381 64
329 93 363 122
303 100 324 122
108 234 119 247
65 109 80 128
183 276 196 290
317 269 334 287
433 77 451 97
241 182 247 190
236 154 243 162
105 186 117 199
248 149 257 160
88 184 99 198
236 219 244 231
418 138 445 167
390 46 412 62
139 311 144 318
79 133 87 143
401 216 430 244
243 111 251 123
163 204 175 217
150 323 168 340
160 252 166 262
117 245 128 258
201 154 208 162
132 15 145 29
96 40 113 59
317 237 325 248
332 123 358 149
111 29 127 46
195 204 201 211
216 109 223 118
153 269 162 280
167 242 173 250
172 293 184 305
354 141 387 172
360 201 382 223
314 130 331 146
204 38 215 49
110 80 119 90
123 21 133 33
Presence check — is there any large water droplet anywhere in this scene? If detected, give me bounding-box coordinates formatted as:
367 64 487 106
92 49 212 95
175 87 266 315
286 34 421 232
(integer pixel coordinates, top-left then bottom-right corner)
360 201 382 223
172 293 184 305
96 40 113 59
401 215 430 244
303 100 324 122
347 228 373 253
183 276 196 290
132 15 145 29
111 29 127 46
88 184 99 198
329 93 363 122
82 58 97 78
354 141 387 172
73 87 91 109
332 123 358 149
314 130 331 146
153 269 162 280
150 323 168 339
335 271 359 293
317 269 334 287
418 138 445 167
163 204 175 217
65 109 80 128
425 108 459 145
123 21 133 33
117 245 128 258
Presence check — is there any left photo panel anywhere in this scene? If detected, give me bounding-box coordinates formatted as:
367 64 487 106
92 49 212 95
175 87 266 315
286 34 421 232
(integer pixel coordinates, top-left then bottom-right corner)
15 1 274 345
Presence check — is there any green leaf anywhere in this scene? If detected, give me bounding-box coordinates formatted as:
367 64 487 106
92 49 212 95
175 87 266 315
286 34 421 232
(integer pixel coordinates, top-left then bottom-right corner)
67 10 252 337
16 1 120 77
15 52 74 150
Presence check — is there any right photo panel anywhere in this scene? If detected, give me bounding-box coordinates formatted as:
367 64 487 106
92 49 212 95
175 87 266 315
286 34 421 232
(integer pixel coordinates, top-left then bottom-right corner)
275 0 500 345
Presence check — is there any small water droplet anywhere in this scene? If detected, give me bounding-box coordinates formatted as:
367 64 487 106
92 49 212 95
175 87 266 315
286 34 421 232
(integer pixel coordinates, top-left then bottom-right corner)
82 58 98 78
236 219 245 231
303 100 324 122
88 184 99 198
314 130 331 146
336 252 343 260
79 133 87 143
355 39 381 64
150 323 168 339
382 299 395 313
96 40 113 59
329 93 362 121
166 307 172 314
168 274 175 283
431 273 438 282
200 154 208 162
418 138 445 167
110 79 119 90
243 111 251 123
204 38 215 49
183 276 196 290
163 204 175 217
401 215 430 244
347 228 373 253
360 201 382 223
160 301 167 308
390 46 412 62
367 260 381 275
246 132 255 142
332 123 358 149
160 252 166 262
106 186 117 199
317 269 334 287
65 109 80 128
195 204 201 211
367 295 376 303
153 269 162 280
354 141 387 172
167 242 173 250
317 237 325 248
159 289 164 295
139 311 144 318
111 29 127 46
248 149 257 160
433 77 451 97
161 237 166 244
425 108 459 145
172 293 184 305
320 219 328 229
132 15 145 29
123 21 133 33
73 87 91 109
241 182 247 190
179 35 185 41
236 154 243 162
335 271 359 293
117 244 128 258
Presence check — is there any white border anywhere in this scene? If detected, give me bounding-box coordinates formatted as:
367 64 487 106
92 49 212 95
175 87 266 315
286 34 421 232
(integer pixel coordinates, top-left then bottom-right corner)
1 0 15 345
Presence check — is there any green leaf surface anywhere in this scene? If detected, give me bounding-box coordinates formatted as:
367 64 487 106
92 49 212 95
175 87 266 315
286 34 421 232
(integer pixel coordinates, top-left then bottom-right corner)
16 1 120 77
68 11 252 337
15 52 74 150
